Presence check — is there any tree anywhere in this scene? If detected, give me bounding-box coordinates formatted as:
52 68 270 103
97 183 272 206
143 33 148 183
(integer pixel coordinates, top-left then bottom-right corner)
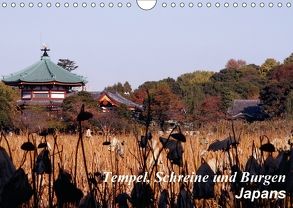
105 81 132 96
62 91 98 129
137 78 182 96
93 108 133 135
260 58 280 76
284 52 293 65
204 65 264 111
177 71 214 94
234 81 259 99
133 83 185 126
197 96 224 123
132 87 148 105
158 77 182 95
57 59 78 72
0 82 19 130
260 63 293 118
123 81 132 94
105 82 124 94
285 90 293 119
269 63 293 82
176 71 214 123
150 83 185 123
260 82 292 117
20 106 56 133
181 85 206 123
225 59 246 70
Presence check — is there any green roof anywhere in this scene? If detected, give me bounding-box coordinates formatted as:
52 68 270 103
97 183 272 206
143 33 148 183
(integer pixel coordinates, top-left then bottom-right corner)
2 56 86 85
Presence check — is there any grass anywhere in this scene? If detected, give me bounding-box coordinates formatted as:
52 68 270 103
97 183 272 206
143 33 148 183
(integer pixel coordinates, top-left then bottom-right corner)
1 119 293 207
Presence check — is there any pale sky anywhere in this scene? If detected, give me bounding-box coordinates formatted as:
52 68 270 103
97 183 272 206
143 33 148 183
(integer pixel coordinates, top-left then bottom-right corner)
0 1 293 91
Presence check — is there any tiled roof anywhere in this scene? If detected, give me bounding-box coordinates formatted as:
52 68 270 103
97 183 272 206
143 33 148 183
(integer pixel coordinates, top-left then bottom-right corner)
227 99 260 116
227 99 268 121
90 91 143 110
2 56 86 85
106 91 143 109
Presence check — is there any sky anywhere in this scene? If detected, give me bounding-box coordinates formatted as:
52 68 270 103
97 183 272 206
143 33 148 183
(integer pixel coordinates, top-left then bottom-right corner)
0 0 293 91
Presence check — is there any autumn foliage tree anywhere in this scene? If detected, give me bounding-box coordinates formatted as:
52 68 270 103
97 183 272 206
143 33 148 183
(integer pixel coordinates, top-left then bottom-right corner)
133 83 185 127
197 96 224 123
269 63 293 82
260 62 293 118
151 84 185 123
225 59 246 70
260 58 280 76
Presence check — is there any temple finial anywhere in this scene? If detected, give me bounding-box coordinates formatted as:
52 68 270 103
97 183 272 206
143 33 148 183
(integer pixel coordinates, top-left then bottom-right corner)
41 44 50 57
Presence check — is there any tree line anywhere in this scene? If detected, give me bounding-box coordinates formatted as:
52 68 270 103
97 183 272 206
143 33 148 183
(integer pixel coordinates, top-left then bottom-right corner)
105 52 293 126
1 53 293 132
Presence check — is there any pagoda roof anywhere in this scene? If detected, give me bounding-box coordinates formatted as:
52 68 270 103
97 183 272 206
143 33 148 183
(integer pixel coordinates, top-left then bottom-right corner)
2 51 86 86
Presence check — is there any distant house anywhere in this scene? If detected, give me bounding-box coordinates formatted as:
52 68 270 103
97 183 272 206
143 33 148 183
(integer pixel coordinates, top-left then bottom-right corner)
2 47 86 110
90 91 143 112
227 99 268 122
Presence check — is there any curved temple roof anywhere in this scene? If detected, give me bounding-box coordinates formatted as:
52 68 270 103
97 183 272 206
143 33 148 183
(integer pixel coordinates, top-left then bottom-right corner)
2 54 86 86
105 91 143 110
91 91 143 110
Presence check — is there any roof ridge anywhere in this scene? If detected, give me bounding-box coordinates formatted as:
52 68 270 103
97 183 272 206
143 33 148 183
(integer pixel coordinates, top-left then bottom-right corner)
44 59 56 80
114 92 142 108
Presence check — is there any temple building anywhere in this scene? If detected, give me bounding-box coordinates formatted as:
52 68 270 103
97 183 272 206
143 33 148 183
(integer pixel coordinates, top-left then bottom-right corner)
91 91 143 112
227 99 269 122
2 47 86 110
